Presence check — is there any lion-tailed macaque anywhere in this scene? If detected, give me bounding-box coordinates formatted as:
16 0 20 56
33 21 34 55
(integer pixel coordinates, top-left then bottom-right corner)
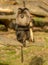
15 7 34 44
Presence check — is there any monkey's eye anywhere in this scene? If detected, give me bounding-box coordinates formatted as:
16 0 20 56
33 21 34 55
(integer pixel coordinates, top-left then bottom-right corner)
18 10 21 14
23 11 26 14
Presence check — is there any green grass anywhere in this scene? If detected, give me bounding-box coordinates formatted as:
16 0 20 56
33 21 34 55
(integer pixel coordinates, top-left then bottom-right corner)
33 17 43 22
0 45 48 65
0 32 48 65
33 17 45 27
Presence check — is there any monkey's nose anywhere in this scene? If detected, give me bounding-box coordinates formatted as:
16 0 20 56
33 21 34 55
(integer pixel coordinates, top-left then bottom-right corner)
21 15 24 18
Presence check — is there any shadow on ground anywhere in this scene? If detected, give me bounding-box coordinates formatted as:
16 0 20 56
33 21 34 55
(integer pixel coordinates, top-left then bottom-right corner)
0 63 9 65
29 56 44 65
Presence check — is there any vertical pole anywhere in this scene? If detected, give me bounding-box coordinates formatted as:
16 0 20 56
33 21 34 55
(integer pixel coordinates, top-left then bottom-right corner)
21 46 24 63
29 21 33 42
23 1 25 8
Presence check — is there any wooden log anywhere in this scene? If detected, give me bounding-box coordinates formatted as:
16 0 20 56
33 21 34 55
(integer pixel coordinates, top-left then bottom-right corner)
38 0 48 12
40 0 48 6
0 8 13 13
30 7 48 17
25 1 48 16
0 0 17 5
0 15 16 19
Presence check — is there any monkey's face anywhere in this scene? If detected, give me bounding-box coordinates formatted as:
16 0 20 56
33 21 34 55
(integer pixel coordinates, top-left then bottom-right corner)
17 8 30 26
18 8 27 19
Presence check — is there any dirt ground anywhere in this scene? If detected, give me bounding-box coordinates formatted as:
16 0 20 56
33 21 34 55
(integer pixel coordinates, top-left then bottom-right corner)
0 30 48 65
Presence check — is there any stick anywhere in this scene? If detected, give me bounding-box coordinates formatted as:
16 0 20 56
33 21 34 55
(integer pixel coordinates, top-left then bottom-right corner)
21 46 24 63
29 21 33 42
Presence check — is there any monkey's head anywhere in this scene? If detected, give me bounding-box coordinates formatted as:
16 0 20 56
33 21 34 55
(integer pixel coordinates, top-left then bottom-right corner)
18 8 29 18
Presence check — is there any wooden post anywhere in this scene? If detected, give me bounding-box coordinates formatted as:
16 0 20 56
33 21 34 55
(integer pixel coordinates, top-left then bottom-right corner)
21 46 24 63
29 21 33 42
